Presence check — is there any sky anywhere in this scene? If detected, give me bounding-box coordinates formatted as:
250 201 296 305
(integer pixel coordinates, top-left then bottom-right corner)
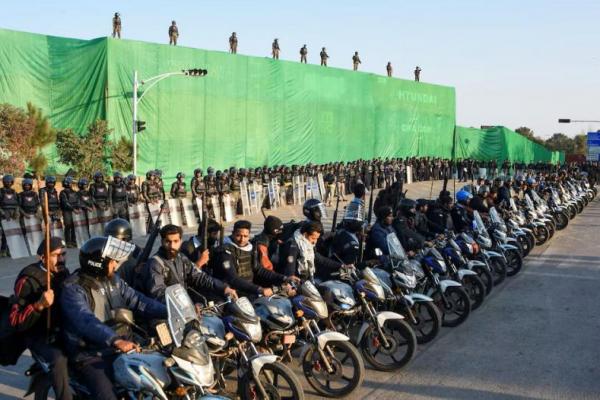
1 0 599 138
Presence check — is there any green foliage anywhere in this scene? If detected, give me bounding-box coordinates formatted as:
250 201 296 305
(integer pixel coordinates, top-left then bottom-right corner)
0 103 36 175
26 102 56 177
573 134 587 155
545 133 575 154
112 136 133 173
515 126 545 146
56 120 114 177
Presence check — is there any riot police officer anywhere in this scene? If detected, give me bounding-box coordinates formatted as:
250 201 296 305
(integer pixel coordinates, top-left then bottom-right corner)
39 176 61 222
228 167 242 214
89 171 109 211
0 175 19 256
190 168 205 200
125 174 140 205
170 172 187 199
75 178 94 214
109 171 128 220
18 178 40 216
60 236 167 400
59 176 79 247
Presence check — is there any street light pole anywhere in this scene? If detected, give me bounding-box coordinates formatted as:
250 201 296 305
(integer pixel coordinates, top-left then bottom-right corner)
558 118 600 123
132 70 138 177
131 68 207 178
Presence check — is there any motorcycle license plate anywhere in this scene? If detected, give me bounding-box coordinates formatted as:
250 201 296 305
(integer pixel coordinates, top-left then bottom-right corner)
283 334 296 345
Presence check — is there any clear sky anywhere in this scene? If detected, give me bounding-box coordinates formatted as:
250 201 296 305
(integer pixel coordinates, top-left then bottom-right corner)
1 0 598 138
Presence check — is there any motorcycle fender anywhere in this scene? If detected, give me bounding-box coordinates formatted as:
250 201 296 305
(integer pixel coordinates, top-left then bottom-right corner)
499 244 518 251
440 279 462 293
520 227 532 233
533 222 546 227
316 330 350 350
483 250 503 259
408 293 433 303
506 237 519 244
249 354 279 376
467 260 487 269
457 269 477 281
357 312 404 344
403 294 415 306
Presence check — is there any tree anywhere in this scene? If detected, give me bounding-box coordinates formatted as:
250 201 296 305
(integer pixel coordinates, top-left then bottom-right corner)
515 126 545 145
26 102 56 177
56 120 115 177
0 103 36 175
573 134 587 155
111 136 133 173
545 133 575 154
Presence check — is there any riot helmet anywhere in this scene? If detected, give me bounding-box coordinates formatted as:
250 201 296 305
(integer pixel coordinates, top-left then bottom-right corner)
303 198 326 222
79 236 135 277
104 218 133 242
399 198 417 218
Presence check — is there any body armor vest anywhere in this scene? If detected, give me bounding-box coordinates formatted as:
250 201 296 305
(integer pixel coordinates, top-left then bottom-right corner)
191 178 205 195
126 185 139 203
92 184 109 204
19 190 40 214
62 188 79 210
77 190 93 209
41 188 60 211
0 188 19 210
111 183 127 203
229 177 241 192
146 182 161 200
173 182 187 198
224 244 253 280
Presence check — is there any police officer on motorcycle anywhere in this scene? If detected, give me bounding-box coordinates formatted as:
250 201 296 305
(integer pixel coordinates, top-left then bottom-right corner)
60 236 167 400
9 237 72 400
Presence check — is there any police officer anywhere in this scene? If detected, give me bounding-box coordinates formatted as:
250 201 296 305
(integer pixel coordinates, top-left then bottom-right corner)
170 172 187 199
169 20 179 45
181 218 221 269
386 62 393 77
229 32 238 54
252 216 284 273
300 45 308 63
60 236 167 400
59 176 79 247
352 51 361 71
75 178 94 215
90 171 110 212
109 171 128 220
191 168 205 201
143 224 236 302
18 178 40 217
39 176 61 222
451 190 473 233
366 205 397 259
212 220 289 297
103 218 141 288
154 169 166 199
277 220 322 280
272 38 280 59
228 167 242 215
414 66 422 82
0 175 19 256
9 237 72 400
330 216 363 277
112 12 121 38
320 47 329 66
141 171 162 230
125 174 140 205
426 194 454 234
393 199 428 252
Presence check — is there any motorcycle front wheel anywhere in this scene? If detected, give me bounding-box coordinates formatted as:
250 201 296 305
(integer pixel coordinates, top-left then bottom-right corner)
240 361 305 400
302 340 364 398
432 286 472 328
473 265 493 295
360 318 417 371
554 211 569 230
535 225 549 245
461 274 486 310
489 257 507 285
505 248 523 277
404 301 443 344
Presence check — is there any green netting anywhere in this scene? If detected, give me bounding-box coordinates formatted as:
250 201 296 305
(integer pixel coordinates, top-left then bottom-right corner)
1 28 561 182
455 126 564 163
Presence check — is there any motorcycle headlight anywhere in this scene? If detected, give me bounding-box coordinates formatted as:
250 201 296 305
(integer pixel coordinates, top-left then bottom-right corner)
242 321 262 343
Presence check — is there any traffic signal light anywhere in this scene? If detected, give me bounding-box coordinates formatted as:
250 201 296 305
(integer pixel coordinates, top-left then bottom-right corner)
183 68 208 77
558 119 571 123
136 120 146 132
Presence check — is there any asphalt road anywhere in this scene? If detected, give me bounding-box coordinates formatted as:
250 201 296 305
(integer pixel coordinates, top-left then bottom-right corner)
0 181 598 400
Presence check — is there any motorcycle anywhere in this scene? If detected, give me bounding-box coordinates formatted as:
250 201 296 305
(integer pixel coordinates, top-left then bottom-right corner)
254 280 365 398
29 284 229 400
320 264 418 371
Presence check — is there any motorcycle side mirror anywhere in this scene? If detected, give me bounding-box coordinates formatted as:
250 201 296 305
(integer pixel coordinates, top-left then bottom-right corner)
374 248 383 257
113 308 135 326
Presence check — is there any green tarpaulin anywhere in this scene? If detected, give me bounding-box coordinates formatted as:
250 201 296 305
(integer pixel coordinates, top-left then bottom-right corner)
0 28 562 180
455 126 565 164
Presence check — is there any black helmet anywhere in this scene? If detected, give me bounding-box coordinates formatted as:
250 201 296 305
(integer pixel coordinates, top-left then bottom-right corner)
93 171 103 181
176 172 185 179
104 218 133 242
79 236 134 277
113 171 122 179
154 169 162 177
229 167 237 174
415 198 429 209
63 176 74 186
2 174 14 185
146 171 153 179
45 175 56 185
194 168 203 176
127 174 135 182
399 198 417 218
207 167 215 175
78 178 89 188
303 198 324 221
216 170 222 178
22 178 33 189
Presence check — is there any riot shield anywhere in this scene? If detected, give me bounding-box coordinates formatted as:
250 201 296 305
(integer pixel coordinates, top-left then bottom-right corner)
87 209 103 237
223 194 234 222
72 210 90 247
210 195 221 222
147 202 161 224
194 197 204 223
128 203 147 238
22 214 43 257
181 198 198 229
1 218 30 259
240 179 251 216
167 198 183 227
